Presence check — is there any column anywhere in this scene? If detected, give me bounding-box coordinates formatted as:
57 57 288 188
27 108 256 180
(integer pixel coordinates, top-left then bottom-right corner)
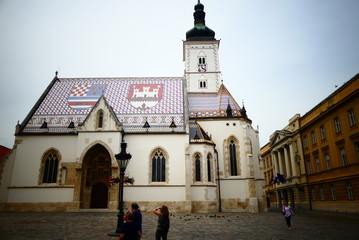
283 145 291 178
289 143 297 177
272 152 278 174
277 149 284 175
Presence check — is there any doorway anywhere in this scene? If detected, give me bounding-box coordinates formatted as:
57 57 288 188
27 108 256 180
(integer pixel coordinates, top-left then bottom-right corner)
81 144 112 209
90 183 108 208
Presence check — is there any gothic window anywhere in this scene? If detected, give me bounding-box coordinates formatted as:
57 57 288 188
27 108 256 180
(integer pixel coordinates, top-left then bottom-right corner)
97 111 104 128
207 154 212 182
151 149 166 182
229 139 238 176
195 153 201 182
41 149 60 183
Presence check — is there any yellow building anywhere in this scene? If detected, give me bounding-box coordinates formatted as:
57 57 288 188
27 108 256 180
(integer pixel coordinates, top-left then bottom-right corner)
300 73 359 213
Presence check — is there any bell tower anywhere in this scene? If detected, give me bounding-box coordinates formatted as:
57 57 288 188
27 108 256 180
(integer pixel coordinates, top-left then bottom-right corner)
184 1 221 93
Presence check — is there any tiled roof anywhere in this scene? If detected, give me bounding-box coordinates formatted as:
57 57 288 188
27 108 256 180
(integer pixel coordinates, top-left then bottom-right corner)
188 84 243 118
21 77 185 133
189 121 215 145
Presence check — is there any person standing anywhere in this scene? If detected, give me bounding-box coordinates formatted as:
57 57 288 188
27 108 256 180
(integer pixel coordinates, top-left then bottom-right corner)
131 203 142 239
153 205 170 240
282 201 294 230
119 212 141 240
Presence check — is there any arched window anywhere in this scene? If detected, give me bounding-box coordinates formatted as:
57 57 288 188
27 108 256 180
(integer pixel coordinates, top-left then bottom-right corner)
207 154 212 182
97 111 104 128
195 154 201 182
151 149 166 182
199 80 207 89
229 139 238 176
42 150 60 183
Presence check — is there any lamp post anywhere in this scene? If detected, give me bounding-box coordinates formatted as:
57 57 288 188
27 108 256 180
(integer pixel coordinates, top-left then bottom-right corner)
108 142 132 237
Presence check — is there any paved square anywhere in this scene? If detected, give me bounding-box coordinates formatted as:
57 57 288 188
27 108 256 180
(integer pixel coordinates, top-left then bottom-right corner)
0 211 358 240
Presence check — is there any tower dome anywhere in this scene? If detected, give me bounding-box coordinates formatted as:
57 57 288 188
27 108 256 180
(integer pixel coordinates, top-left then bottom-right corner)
186 1 216 41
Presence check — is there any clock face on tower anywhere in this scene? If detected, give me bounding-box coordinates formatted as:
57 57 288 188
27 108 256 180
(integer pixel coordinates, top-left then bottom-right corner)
198 64 207 72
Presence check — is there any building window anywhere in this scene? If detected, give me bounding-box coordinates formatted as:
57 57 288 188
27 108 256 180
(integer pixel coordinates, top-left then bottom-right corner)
307 159 312 174
42 150 60 183
303 136 309 149
198 57 206 64
346 181 354 200
334 117 341 133
311 188 316 201
348 108 356 127
207 154 212 182
97 111 104 128
320 186 325 200
339 148 348 166
319 125 326 140
315 157 321 173
195 154 201 182
311 131 317 145
325 153 332 170
229 139 238 176
330 184 336 201
355 142 359 160
198 57 207 72
199 80 207 88
151 149 166 182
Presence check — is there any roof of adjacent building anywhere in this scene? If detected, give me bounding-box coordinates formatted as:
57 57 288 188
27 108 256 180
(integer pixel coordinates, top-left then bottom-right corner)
19 76 185 134
0 145 11 160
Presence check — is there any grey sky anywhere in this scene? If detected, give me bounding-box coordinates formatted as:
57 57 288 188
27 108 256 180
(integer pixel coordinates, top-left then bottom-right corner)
0 0 358 148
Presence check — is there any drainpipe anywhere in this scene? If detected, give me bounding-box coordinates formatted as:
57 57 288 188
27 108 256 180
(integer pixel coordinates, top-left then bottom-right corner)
214 148 222 212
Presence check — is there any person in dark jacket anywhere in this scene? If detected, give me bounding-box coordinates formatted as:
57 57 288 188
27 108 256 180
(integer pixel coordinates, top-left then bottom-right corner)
131 203 142 239
119 212 141 240
153 205 170 240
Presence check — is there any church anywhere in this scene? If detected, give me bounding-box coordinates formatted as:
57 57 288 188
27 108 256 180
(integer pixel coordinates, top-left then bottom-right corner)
0 1 265 213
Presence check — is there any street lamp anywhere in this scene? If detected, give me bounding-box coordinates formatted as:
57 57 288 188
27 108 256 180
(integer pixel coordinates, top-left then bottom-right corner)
108 142 132 237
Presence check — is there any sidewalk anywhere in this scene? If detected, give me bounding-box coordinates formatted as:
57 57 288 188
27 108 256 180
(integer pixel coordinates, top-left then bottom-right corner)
1 211 359 240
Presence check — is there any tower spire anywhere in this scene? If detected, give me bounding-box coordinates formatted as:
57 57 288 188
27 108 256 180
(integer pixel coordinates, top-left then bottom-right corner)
186 1 215 41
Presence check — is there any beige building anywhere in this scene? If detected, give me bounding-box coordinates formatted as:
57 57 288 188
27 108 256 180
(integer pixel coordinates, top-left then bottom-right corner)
262 115 309 209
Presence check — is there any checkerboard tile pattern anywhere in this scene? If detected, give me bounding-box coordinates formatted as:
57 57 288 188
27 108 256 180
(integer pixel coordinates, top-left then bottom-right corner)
27 77 185 132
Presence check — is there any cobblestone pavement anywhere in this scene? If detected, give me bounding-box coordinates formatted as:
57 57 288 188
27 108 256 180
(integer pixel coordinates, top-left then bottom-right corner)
1 211 359 240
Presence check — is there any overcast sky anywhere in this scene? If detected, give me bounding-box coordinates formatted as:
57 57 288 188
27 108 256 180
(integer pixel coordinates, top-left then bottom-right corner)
0 0 358 148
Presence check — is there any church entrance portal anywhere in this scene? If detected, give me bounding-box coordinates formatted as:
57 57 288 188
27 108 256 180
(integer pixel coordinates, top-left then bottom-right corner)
81 144 111 209
90 183 108 208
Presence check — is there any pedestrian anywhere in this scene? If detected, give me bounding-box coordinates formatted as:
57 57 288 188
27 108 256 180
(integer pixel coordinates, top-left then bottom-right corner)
282 201 294 230
153 205 170 240
131 203 142 239
119 211 141 240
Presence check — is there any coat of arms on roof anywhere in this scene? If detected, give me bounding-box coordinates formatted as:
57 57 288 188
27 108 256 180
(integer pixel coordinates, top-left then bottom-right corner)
68 84 106 111
128 84 163 110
